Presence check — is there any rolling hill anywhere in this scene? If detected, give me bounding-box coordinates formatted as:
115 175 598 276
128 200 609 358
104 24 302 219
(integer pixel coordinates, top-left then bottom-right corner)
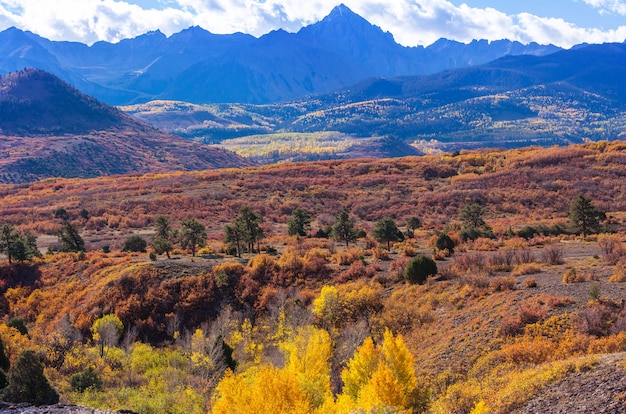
0 69 252 183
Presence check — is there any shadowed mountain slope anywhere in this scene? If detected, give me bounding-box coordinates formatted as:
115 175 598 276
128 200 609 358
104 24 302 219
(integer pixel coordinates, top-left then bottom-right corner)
0 69 252 183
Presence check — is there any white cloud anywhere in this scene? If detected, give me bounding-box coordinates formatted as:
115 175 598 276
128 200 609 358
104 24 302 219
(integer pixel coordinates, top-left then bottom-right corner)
515 13 626 46
0 0 194 44
581 0 626 15
0 0 624 48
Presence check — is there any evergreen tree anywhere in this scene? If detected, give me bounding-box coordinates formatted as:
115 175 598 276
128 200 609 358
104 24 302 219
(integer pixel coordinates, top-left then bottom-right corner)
435 233 455 254
332 210 357 248
2 350 59 405
0 226 41 263
57 221 85 252
0 224 19 264
233 207 264 253
122 235 147 253
459 203 493 241
287 208 312 237
406 216 422 231
224 224 244 257
372 217 403 250
568 195 606 237
153 215 174 258
179 218 207 257
460 203 487 229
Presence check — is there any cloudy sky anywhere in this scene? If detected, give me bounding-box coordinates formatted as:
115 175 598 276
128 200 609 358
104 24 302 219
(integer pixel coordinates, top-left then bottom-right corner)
1 0 625 48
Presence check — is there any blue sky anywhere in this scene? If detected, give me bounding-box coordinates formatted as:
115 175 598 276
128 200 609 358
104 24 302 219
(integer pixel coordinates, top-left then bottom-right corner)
0 0 625 47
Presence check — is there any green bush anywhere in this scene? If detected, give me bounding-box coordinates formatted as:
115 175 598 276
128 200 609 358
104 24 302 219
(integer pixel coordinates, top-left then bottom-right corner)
71 367 102 392
436 233 455 253
7 317 28 336
122 235 147 253
404 254 438 285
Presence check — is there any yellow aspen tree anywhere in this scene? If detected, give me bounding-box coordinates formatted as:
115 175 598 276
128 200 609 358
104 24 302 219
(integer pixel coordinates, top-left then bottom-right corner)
357 363 408 412
283 326 333 408
312 285 344 330
340 337 380 400
212 366 312 414
380 328 418 396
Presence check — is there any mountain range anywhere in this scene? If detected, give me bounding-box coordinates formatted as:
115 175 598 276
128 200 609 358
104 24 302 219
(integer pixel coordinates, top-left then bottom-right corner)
0 4 560 105
125 41 626 159
0 69 251 183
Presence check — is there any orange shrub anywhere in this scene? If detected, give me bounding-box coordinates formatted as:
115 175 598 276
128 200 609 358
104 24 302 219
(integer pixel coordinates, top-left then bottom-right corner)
500 337 556 365
562 268 586 284
472 237 500 251
524 277 538 288
608 260 626 282
371 247 389 261
587 332 626 354
489 276 517 292
331 247 363 266
511 263 541 276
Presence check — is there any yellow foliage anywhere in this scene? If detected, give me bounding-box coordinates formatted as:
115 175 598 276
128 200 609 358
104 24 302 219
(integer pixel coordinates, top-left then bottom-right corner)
380 329 417 396
511 263 541 276
341 337 380 400
0 324 34 364
357 363 408 412
608 260 626 282
524 314 573 340
562 268 586 284
249 253 280 271
340 330 419 413
470 400 492 414
488 359 580 412
282 326 332 408
212 366 312 414
434 380 482 414
312 286 343 329
130 342 162 374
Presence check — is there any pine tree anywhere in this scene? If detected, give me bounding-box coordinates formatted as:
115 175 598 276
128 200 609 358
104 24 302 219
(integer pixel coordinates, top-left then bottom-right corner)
3 350 59 405
372 217 403 250
0 224 19 264
287 208 312 237
568 195 606 237
153 215 174 258
332 210 357 248
179 218 207 257
57 221 85 252
234 207 264 254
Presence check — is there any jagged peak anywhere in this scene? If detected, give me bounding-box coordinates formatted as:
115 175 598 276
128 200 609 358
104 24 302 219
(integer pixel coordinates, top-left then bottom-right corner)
328 4 355 17
322 3 368 25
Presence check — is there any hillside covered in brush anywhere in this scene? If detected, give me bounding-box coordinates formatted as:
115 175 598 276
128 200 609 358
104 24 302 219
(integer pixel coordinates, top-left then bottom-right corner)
0 142 624 412
0 69 251 183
